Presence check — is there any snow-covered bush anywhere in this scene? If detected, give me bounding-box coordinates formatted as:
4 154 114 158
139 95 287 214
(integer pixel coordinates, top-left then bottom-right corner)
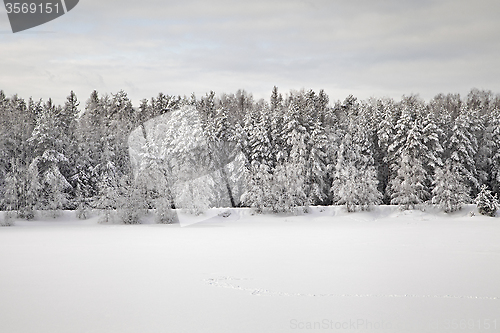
174 176 213 215
0 211 15 226
155 198 178 224
75 202 90 220
476 185 499 217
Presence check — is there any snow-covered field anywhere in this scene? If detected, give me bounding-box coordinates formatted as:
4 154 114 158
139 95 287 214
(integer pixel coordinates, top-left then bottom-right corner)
1 206 499 333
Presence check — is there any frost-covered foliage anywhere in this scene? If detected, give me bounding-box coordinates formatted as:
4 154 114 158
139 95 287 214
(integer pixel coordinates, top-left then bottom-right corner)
39 150 72 218
155 198 178 224
241 163 273 213
331 112 382 212
174 176 213 215
2 87 500 218
161 105 215 215
0 211 15 226
95 160 121 223
271 131 308 213
431 160 471 213
117 179 145 225
476 185 499 217
390 154 428 210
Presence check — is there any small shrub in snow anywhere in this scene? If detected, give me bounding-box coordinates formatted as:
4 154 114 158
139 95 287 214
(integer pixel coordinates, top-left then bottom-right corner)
97 209 116 225
117 208 141 224
75 203 90 220
0 211 15 226
476 185 499 217
155 203 178 224
41 209 62 219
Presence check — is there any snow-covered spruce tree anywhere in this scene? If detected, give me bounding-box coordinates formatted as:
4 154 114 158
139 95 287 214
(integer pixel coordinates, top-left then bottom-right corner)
155 196 178 224
271 131 308 213
483 107 500 197
72 164 96 220
203 106 240 207
476 185 499 217
241 162 273 213
301 90 329 205
240 107 275 212
25 159 42 219
390 153 428 210
446 111 480 196
174 175 213 215
161 105 214 215
136 139 176 223
38 150 72 218
95 160 120 224
431 160 471 213
2 159 23 215
367 98 397 204
225 152 249 208
267 92 311 212
421 112 444 182
117 176 145 224
388 97 437 209
331 119 382 212
466 89 492 189
305 116 329 205
4 157 42 220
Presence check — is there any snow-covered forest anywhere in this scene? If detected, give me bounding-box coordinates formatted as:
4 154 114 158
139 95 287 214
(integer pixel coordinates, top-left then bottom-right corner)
1 87 499 223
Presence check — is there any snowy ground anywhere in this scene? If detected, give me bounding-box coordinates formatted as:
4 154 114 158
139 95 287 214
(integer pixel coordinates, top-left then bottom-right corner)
0 206 499 333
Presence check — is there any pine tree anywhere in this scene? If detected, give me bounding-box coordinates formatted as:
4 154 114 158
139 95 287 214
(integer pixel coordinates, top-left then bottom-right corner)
174 175 214 215
225 151 249 207
29 99 63 156
305 117 328 205
387 96 436 208
2 159 23 213
482 108 500 197
203 106 239 207
390 153 428 210
476 185 499 217
117 176 145 224
73 166 94 219
331 121 382 212
446 112 479 195
24 159 41 219
241 163 273 213
38 150 72 218
431 160 471 213
373 98 397 203
95 160 120 223
271 130 308 213
161 105 214 214
240 107 275 211
136 139 176 222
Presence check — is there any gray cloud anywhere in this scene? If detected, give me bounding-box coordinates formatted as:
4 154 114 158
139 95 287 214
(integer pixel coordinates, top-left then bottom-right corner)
1 0 499 106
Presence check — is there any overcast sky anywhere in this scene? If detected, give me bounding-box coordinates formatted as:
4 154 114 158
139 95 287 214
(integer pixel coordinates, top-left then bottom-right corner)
1 0 500 106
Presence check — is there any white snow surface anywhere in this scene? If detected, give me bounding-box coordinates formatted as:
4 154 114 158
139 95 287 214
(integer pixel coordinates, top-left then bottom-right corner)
1 205 499 333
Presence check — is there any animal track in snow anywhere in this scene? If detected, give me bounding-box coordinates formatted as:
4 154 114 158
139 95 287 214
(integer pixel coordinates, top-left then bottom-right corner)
205 276 499 300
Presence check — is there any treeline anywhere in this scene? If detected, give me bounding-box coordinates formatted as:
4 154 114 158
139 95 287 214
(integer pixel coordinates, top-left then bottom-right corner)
0 87 499 222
